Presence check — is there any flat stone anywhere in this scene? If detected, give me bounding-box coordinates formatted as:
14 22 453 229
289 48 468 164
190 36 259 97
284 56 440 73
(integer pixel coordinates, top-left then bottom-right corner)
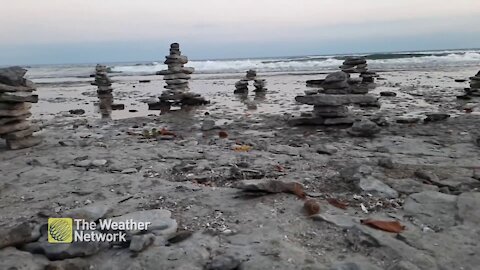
165 79 189 85
164 73 191 80
0 92 38 103
91 159 108 167
316 144 338 155
0 112 31 126
324 71 349 83
0 121 31 135
358 176 398 198
0 247 48 270
456 192 480 225
322 80 350 90
1 125 39 140
324 117 355 125
6 135 42 150
312 213 358 228
295 94 378 106
206 255 242 270
424 113 450 122
396 116 421 124
403 191 458 230
0 66 27 86
129 233 156 252
330 260 382 270
384 178 439 195
380 91 397 97
121 168 138 174
201 119 217 131
0 82 35 93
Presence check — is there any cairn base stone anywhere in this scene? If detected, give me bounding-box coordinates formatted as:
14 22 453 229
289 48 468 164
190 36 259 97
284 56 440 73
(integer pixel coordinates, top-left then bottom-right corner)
6 135 42 150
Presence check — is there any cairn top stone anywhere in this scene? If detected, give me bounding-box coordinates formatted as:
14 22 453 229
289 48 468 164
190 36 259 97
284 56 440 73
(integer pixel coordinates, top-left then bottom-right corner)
0 66 27 86
170 43 180 49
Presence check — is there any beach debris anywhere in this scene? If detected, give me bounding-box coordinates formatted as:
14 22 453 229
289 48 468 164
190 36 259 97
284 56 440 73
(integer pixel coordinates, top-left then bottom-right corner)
360 219 405 233
304 199 321 215
291 71 380 126
234 69 267 94
0 66 42 150
327 198 349 209
149 43 209 111
235 179 306 198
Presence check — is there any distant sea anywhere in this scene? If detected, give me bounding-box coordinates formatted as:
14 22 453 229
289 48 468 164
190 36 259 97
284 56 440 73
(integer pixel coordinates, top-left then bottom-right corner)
17 48 480 82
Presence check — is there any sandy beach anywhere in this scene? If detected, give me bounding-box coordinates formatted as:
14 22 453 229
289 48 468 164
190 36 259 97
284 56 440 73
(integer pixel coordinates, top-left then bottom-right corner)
1 56 480 269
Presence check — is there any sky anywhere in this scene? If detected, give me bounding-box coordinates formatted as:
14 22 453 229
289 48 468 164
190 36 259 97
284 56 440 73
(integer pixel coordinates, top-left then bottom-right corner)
1 0 480 65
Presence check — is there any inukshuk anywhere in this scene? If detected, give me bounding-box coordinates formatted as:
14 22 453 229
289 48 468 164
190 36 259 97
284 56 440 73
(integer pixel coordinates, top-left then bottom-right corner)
150 43 208 110
234 69 267 94
0 66 42 150
291 71 380 126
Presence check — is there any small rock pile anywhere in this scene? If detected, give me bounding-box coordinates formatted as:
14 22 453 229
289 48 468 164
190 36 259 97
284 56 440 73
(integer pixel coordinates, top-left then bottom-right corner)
292 71 379 126
234 69 267 94
0 66 42 150
150 43 208 110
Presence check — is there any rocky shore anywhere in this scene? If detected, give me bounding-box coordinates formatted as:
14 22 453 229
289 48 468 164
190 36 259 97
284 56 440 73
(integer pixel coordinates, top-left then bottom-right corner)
0 65 479 269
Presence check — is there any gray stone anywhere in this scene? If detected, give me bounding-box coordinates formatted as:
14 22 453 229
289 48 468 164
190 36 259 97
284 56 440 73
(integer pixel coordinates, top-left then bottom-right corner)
348 119 380 137
121 168 138 174
129 233 156 252
324 117 355 125
316 144 338 155
312 213 358 228
0 247 48 270
380 91 397 97
330 260 382 270
0 82 35 93
0 66 27 86
0 92 38 103
403 191 458 230
457 192 480 225
91 159 108 167
378 157 394 169
22 231 105 260
6 135 42 150
396 116 421 124
358 176 398 198
384 178 439 195
2 125 39 140
0 222 41 249
206 255 242 270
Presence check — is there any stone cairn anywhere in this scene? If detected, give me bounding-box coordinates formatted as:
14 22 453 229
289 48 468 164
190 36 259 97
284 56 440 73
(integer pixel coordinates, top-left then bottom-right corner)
150 43 208 111
292 71 380 126
467 70 480 97
234 69 267 94
91 64 114 118
341 56 378 83
0 66 42 150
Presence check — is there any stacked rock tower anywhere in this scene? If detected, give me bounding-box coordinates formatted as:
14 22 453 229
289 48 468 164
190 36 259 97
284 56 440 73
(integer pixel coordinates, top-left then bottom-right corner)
0 67 42 150
92 64 114 118
151 43 208 110
292 71 379 126
234 69 267 94
467 70 480 97
340 56 378 85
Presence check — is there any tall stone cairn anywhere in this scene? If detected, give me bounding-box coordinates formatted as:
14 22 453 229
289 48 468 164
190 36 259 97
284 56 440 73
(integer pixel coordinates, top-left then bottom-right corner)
291 71 380 126
151 43 208 109
92 64 113 118
0 66 42 150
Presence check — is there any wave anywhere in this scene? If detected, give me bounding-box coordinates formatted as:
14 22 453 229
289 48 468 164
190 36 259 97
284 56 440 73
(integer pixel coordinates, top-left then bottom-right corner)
26 49 480 80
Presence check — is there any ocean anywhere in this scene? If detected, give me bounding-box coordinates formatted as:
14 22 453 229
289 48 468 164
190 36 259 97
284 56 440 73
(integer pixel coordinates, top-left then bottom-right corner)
22 49 480 83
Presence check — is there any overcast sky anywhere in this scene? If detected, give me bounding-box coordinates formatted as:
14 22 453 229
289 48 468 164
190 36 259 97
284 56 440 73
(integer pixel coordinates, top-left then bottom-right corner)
1 0 480 65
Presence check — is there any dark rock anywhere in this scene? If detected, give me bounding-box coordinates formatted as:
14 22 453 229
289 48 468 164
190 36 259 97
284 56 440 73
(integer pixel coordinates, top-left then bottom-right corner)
424 113 450 122
69 109 85 115
0 247 48 270
378 157 394 169
0 222 41 249
111 104 125 110
348 119 381 137
139 80 151 83
380 91 397 97
295 94 378 106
